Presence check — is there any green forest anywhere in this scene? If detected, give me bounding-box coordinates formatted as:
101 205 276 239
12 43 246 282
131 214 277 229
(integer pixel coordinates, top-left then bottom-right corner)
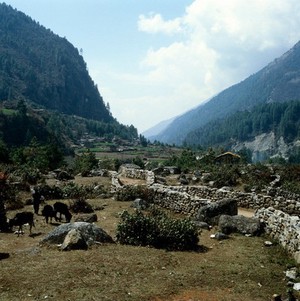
184 100 300 147
0 3 140 171
0 3 113 122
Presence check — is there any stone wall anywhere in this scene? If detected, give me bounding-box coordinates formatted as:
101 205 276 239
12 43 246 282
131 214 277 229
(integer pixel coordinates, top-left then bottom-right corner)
149 184 300 217
111 167 300 216
255 207 300 263
119 167 149 180
150 184 209 216
111 167 300 261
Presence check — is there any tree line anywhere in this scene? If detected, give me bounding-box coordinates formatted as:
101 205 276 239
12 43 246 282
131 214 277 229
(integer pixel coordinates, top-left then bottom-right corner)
184 100 300 147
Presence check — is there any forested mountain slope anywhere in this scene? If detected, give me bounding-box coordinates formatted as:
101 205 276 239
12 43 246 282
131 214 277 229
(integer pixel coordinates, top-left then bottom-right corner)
0 3 111 122
0 3 139 154
184 101 300 147
150 40 300 145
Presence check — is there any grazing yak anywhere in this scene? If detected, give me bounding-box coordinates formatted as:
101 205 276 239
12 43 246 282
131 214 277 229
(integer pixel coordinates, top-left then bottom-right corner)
53 202 72 223
41 205 57 224
8 212 35 236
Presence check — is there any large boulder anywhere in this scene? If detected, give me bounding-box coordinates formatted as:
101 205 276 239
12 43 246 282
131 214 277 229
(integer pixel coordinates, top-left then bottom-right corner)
74 213 98 223
61 229 88 251
40 222 114 247
131 198 149 210
218 214 262 235
196 198 238 225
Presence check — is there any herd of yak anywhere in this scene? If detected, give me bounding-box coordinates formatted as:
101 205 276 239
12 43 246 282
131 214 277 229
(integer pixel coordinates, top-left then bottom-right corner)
8 201 72 236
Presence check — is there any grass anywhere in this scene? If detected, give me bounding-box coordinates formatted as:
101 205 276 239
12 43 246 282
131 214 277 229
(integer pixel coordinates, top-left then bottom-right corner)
0 176 298 301
0 108 16 116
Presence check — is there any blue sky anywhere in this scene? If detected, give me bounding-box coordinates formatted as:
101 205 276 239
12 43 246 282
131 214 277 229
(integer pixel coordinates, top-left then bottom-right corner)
3 0 300 133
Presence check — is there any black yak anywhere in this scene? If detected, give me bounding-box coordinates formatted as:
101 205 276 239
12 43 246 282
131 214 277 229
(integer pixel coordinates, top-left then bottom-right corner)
41 205 57 224
54 202 72 223
8 212 35 236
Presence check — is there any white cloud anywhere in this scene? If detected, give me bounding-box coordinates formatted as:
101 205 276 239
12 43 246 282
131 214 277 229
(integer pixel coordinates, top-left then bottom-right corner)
138 13 182 35
97 0 300 133
133 0 300 131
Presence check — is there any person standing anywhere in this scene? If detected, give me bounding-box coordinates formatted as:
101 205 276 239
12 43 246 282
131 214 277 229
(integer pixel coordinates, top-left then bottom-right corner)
32 187 41 215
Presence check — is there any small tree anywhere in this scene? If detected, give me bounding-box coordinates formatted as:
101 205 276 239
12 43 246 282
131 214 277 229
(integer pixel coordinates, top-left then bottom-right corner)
75 150 98 174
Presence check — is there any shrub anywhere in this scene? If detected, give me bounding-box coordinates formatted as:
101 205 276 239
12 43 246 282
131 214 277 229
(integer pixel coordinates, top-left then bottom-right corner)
34 184 63 199
61 182 86 198
60 182 110 199
115 185 153 202
75 151 98 174
208 165 240 188
116 210 159 246
240 163 273 192
116 208 199 251
70 198 94 213
9 167 43 185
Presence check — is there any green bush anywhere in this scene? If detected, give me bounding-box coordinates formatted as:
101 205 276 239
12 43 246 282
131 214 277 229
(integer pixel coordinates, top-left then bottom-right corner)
116 208 199 251
9 167 43 185
205 165 240 188
116 210 159 246
115 185 153 202
61 182 85 198
240 163 273 192
74 151 98 174
33 184 63 199
70 198 94 213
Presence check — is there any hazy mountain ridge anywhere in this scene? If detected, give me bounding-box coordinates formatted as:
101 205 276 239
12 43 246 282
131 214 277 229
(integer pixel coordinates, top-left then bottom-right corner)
149 40 300 146
142 116 175 139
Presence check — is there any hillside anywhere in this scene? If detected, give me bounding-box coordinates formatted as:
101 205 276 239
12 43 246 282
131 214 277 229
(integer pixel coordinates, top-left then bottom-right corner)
0 4 139 153
149 40 300 146
142 116 175 140
0 3 111 122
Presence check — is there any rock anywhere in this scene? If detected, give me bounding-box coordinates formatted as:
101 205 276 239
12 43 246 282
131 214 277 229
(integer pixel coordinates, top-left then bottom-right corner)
264 241 273 247
40 222 114 247
286 267 298 280
57 170 74 181
155 176 167 185
74 213 98 223
196 198 238 225
294 283 300 291
192 221 211 230
131 198 149 210
218 214 262 235
210 232 229 240
61 229 88 251
178 174 189 185
152 167 164 175
272 294 282 301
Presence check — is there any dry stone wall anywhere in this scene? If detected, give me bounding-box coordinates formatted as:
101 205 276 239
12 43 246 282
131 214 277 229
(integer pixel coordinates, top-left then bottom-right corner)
255 207 300 263
149 184 300 217
111 168 300 216
111 167 300 261
120 168 148 180
150 184 209 216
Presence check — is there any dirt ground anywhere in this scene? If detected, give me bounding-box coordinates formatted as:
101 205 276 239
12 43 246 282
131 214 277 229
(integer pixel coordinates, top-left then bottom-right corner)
0 176 297 301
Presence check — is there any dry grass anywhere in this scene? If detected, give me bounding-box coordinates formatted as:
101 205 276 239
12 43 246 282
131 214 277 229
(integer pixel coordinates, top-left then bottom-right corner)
0 176 298 301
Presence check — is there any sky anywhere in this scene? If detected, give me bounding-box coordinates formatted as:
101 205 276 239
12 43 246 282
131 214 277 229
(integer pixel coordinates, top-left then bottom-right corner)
3 0 300 133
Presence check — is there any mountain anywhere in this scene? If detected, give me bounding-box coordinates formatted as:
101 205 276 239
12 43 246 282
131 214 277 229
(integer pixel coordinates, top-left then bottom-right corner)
150 40 300 146
0 3 111 122
142 116 175 139
0 3 139 152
